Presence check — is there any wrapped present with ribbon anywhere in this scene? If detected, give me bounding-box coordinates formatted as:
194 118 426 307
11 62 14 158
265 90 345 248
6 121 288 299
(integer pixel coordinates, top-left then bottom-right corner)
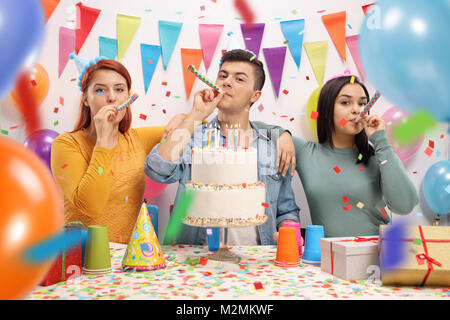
39 222 84 286
379 225 450 287
320 235 379 280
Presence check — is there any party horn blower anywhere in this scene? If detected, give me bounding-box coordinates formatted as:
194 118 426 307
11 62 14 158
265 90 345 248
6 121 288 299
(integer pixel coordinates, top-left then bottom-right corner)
164 189 196 244
117 93 139 111
187 65 220 92
359 90 381 119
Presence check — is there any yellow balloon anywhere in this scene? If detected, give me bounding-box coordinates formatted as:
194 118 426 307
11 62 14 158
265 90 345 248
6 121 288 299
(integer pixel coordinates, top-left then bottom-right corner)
306 86 322 137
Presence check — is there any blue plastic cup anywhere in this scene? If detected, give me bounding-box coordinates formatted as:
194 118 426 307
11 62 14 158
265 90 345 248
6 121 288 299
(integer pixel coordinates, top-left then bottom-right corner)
207 228 220 251
302 225 324 265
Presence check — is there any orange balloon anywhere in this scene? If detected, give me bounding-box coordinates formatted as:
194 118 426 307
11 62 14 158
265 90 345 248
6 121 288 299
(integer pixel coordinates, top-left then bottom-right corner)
0 136 63 300
10 63 49 113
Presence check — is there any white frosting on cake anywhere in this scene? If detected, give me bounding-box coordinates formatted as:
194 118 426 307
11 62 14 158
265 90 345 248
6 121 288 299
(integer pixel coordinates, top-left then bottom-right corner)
184 146 267 227
191 146 258 185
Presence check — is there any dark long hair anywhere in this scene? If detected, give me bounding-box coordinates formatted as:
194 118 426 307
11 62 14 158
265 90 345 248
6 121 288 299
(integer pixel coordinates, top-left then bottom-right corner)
72 59 132 134
316 76 374 164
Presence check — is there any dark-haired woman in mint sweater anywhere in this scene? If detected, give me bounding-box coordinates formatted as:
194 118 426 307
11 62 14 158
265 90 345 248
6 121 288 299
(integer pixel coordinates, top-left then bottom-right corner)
256 75 418 238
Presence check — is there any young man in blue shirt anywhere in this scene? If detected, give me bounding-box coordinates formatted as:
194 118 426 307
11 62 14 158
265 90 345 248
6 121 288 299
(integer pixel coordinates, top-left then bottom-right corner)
145 49 300 245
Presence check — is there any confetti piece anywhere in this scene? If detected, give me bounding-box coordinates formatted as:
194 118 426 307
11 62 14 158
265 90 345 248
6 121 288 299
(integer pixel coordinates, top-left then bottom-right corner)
413 238 422 245
292 9 298 14
200 5 205 10
125 196 128 202
147 59 153 64
392 111 436 145
356 202 364 209
424 147 433 156
358 153 363 161
310 111 318 120
98 167 104 176
283 40 289 44
54 121 59 127
380 207 388 218
343 204 352 211
139 114 147 120
428 140 435 149
380 160 388 165
306 75 310 80
359 166 365 171
59 97 64 106
253 281 264 290
1 130 8 135
282 89 289 95
261 202 269 208
55 175 64 180
61 164 68 169
160 138 166 144
161 81 168 86
333 166 341 173
9 125 19 130
258 104 264 112
24 229 82 264
342 196 349 203
339 118 348 126
165 190 196 244
53 107 59 113
416 212 423 217
166 91 171 97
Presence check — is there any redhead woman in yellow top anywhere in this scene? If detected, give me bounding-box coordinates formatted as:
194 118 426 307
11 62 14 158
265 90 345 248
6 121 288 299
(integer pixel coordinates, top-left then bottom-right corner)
51 58 178 244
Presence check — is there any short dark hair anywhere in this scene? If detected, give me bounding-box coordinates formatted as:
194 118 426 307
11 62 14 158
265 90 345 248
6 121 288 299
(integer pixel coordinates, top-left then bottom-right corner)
220 49 265 91
316 75 374 164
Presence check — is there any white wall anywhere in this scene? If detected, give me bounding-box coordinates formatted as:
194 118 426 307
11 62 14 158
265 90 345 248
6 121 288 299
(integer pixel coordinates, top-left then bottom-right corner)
1 0 448 237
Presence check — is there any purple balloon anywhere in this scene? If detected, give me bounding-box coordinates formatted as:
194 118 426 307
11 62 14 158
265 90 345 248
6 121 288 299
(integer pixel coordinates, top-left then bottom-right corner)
381 106 424 163
23 129 59 169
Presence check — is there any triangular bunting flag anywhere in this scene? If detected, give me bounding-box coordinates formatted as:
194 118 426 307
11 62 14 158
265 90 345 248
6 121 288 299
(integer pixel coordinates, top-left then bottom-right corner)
159 20 183 70
262 47 287 98
99 36 118 60
181 49 203 99
199 24 224 72
41 0 60 22
346 35 366 81
304 41 328 86
280 19 305 69
240 23 265 57
117 14 141 62
59 27 76 77
321 11 346 61
141 44 161 94
362 3 376 15
75 2 101 54
121 203 166 272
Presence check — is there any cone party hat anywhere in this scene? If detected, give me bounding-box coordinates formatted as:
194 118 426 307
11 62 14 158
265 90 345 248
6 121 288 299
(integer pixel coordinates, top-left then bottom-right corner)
122 203 166 271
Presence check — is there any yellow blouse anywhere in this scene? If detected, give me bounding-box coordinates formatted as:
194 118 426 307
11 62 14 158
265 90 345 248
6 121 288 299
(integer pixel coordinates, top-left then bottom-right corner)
50 126 165 244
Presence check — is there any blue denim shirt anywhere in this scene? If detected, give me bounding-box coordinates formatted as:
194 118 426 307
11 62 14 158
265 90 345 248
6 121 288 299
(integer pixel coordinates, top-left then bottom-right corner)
145 116 300 245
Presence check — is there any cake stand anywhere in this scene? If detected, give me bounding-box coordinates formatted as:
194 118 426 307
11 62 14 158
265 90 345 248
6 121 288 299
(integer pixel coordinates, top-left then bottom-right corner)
183 215 268 264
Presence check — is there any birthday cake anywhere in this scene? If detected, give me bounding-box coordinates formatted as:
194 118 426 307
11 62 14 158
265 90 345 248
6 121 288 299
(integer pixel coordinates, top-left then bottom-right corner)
183 146 267 227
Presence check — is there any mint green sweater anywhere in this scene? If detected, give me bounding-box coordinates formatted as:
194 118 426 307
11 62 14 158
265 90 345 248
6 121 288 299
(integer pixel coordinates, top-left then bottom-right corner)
254 122 419 237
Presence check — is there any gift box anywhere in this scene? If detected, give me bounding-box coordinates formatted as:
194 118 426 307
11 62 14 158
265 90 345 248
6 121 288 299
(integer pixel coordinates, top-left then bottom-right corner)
39 224 83 286
320 236 379 280
379 225 450 287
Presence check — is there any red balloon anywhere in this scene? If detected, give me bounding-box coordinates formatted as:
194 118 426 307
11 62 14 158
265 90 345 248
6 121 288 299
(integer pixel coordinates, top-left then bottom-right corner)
143 176 168 199
0 137 63 300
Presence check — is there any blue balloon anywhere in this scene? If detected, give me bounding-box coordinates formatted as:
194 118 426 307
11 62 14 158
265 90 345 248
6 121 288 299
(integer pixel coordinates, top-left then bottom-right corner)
359 0 450 122
0 0 45 98
422 160 450 215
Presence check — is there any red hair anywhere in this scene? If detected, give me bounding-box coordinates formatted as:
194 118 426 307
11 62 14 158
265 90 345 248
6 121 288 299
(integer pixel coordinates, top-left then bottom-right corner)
72 59 132 134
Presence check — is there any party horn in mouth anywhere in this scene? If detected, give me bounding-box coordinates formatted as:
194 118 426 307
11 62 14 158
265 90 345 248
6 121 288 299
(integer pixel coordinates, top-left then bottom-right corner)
117 93 139 111
187 65 220 92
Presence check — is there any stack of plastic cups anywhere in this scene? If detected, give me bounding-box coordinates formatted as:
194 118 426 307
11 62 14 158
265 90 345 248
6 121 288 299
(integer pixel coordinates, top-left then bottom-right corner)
275 227 300 267
283 221 302 258
83 225 112 275
302 225 324 265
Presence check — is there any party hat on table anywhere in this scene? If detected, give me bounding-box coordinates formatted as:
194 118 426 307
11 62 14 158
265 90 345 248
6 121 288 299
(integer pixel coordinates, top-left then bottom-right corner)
122 203 166 272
